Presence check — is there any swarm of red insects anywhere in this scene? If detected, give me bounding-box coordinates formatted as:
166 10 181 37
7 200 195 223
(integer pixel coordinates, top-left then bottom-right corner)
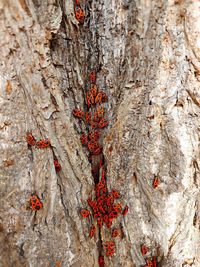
30 195 43 211
54 160 61 172
26 133 36 146
36 139 51 149
73 70 127 260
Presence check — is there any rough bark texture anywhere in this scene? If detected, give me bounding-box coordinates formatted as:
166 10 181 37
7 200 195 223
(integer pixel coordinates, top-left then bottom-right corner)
0 0 200 266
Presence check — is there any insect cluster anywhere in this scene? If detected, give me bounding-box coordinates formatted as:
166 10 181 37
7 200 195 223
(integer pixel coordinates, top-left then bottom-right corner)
72 70 129 265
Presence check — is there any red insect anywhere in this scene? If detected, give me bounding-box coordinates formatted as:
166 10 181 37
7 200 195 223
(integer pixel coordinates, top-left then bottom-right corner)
93 146 102 155
85 112 91 124
88 140 101 154
153 257 157 267
88 131 100 141
95 92 103 104
86 93 91 108
80 209 90 218
95 91 108 104
26 133 36 146
144 258 154 267
90 84 98 97
153 177 159 188
141 245 148 256
103 241 115 257
36 139 51 148
91 121 99 129
113 203 122 213
74 1 85 24
96 106 105 117
89 70 96 84
80 133 88 146
111 189 120 199
87 91 95 105
112 229 120 238
30 195 43 211
98 255 105 267
97 217 103 228
89 225 96 238
98 117 109 128
122 205 129 216
54 160 61 172
73 108 84 119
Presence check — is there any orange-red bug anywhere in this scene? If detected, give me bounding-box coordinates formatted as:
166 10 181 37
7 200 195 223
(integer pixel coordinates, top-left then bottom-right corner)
153 257 157 267
90 121 99 129
89 224 96 238
54 160 61 172
80 209 90 218
89 70 96 84
86 93 91 108
36 139 51 148
141 244 148 256
111 189 120 199
26 133 36 146
145 258 154 267
90 84 98 97
98 255 105 267
30 195 43 211
153 177 159 188
112 229 120 238
95 92 103 104
85 112 92 124
113 203 122 213
74 5 85 24
80 133 88 145
122 205 129 216
96 106 105 117
73 108 84 119
97 217 103 228
88 131 100 141
98 117 109 128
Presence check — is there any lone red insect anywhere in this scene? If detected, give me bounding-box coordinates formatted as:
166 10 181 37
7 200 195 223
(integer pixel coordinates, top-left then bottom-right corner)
98 255 105 267
153 177 159 188
30 195 43 211
89 70 96 83
54 160 61 172
141 244 148 256
89 225 96 238
112 229 120 238
80 209 90 218
122 205 129 216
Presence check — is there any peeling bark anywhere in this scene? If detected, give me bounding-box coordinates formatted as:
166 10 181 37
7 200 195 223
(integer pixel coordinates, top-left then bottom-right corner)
0 0 200 266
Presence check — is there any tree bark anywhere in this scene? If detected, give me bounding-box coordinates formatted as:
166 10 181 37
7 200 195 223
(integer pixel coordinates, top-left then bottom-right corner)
0 0 200 266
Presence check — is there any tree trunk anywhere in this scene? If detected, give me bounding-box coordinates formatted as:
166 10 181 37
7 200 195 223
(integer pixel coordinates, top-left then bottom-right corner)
0 0 200 266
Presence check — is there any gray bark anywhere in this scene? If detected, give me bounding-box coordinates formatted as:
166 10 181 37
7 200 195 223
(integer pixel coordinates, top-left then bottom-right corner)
0 0 200 266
